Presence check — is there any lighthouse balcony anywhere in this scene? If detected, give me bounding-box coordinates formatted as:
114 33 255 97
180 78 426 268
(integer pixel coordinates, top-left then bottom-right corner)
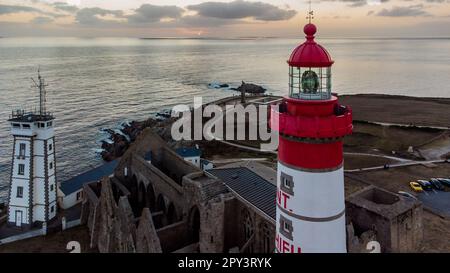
270 104 353 139
8 109 54 123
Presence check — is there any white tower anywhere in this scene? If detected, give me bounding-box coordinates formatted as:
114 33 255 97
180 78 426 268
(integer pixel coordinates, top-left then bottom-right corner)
7 70 57 228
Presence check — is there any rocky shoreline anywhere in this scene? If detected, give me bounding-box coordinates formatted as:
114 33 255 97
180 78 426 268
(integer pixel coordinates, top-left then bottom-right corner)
100 114 175 161
100 81 268 161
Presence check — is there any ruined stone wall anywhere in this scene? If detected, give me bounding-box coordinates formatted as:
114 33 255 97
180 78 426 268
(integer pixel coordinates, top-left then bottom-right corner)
390 205 423 252
346 186 424 253
114 128 197 182
157 221 190 252
82 178 163 253
130 155 187 217
229 199 275 253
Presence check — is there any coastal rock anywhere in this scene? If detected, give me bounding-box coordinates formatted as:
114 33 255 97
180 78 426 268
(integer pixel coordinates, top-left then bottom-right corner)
100 116 173 162
232 81 266 94
208 82 230 89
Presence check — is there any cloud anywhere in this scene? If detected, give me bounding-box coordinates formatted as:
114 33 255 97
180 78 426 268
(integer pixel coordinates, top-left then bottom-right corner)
348 1 368 7
127 4 184 24
75 7 124 26
0 4 41 15
375 4 432 16
0 4 64 18
51 2 79 13
319 0 390 7
186 0 297 21
31 16 54 24
178 15 241 28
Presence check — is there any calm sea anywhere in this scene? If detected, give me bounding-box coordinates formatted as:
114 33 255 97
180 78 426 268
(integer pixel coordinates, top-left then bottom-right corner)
1 37 450 202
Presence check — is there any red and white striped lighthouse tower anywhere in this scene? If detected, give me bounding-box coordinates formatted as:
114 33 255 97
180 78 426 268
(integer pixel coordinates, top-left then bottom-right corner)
272 22 353 253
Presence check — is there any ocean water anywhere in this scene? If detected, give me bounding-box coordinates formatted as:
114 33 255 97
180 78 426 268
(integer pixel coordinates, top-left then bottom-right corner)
1 37 450 202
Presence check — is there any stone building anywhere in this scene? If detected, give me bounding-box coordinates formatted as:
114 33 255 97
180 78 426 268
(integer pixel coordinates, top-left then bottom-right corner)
81 129 276 253
346 186 423 253
80 128 423 253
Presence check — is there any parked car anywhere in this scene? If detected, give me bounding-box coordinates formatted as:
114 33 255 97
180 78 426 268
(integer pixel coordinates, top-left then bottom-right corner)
429 179 445 191
398 191 418 200
417 180 433 191
437 178 450 187
409 182 423 192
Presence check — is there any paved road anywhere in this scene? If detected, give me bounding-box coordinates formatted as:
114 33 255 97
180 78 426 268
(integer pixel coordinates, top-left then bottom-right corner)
418 191 450 217
346 159 447 173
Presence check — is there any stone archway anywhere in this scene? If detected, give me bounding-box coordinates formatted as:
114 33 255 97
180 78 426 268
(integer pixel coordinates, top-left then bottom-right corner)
145 183 156 211
138 181 146 211
129 175 139 215
189 206 200 243
242 209 255 253
156 194 166 213
130 175 138 200
167 203 178 225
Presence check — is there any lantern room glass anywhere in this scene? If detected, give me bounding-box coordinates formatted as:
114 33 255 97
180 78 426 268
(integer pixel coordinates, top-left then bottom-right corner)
289 66 332 100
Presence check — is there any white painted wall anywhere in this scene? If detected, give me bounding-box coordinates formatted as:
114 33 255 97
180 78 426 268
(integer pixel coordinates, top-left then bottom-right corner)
7 207 28 226
59 190 82 210
183 156 201 168
276 210 346 253
276 163 346 253
8 120 58 226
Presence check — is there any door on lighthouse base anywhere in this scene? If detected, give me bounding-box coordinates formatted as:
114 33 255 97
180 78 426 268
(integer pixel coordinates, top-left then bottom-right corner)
15 211 22 227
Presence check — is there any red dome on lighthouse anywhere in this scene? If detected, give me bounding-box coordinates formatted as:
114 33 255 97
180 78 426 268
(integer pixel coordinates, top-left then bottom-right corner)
288 23 334 68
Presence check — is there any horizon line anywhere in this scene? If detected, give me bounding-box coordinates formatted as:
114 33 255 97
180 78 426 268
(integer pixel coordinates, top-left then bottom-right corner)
2 35 450 41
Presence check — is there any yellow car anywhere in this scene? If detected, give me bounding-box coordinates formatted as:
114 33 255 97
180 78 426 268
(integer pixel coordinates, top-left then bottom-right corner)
409 182 423 192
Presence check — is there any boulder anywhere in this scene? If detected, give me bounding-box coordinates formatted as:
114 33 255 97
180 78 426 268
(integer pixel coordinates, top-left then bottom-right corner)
233 81 266 94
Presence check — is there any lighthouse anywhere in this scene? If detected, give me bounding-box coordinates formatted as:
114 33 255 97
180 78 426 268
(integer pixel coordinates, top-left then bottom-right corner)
7 70 57 228
272 22 353 253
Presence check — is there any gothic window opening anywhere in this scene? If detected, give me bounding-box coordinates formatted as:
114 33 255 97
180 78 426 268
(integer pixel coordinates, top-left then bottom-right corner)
243 209 254 253
262 223 273 253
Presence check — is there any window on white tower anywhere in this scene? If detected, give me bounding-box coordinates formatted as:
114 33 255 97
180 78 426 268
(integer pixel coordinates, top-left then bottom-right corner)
50 184 54 191
283 221 290 233
19 143 26 157
18 164 25 175
280 172 294 195
49 162 53 169
17 186 23 198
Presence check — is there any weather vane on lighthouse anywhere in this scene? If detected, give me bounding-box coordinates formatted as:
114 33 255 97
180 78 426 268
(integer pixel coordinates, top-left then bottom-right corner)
307 0 314 24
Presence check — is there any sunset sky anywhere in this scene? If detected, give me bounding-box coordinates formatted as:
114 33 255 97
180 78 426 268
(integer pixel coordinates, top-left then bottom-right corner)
1 0 450 37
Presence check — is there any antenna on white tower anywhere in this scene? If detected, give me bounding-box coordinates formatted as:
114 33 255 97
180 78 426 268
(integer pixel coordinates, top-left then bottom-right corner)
31 66 49 116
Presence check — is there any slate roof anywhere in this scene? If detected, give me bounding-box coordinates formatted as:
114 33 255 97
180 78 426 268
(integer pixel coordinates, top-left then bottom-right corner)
60 159 119 195
176 147 201 158
207 167 276 220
